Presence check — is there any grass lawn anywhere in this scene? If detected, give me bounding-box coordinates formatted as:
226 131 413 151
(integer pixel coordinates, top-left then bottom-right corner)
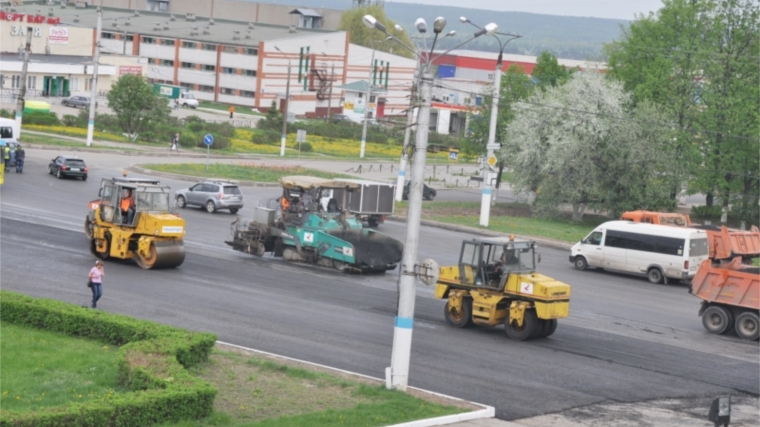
199 101 264 117
157 346 468 427
142 163 355 182
0 322 125 412
396 201 606 243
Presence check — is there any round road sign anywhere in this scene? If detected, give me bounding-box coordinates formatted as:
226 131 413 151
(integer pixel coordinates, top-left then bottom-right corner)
203 134 214 146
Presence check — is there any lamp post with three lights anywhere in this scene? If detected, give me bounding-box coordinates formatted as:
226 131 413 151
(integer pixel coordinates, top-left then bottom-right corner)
363 13 498 391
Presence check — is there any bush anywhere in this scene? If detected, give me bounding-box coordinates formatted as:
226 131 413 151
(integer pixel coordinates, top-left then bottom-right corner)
252 129 280 145
0 109 12 118
295 141 313 152
179 132 198 148
61 114 80 127
0 290 217 427
196 134 229 150
23 111 60 126
93 113 122 134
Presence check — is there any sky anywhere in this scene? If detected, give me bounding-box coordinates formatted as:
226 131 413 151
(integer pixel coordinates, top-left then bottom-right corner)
385 0 665 20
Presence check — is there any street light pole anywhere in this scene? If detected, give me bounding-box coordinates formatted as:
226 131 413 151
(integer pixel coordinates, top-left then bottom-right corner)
364 14 498 391
394 71 416 201
15 27 33 131
86 7 103 147
275 46 291 157
360 47 377 159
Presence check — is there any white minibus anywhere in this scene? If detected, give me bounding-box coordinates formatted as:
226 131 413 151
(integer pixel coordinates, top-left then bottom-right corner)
569 220 709 284
0 117 20 143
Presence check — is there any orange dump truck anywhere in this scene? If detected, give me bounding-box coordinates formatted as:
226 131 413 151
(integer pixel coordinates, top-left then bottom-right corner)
690 257 759 341
621 211 760 261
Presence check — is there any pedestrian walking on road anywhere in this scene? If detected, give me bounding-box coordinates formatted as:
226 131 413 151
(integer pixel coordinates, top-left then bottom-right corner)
14 145 24 173
88 260 105 309
174 99 179 110
229 105 235 119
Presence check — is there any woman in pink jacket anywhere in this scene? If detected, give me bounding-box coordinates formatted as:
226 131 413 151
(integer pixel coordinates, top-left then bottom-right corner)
89 260 105 309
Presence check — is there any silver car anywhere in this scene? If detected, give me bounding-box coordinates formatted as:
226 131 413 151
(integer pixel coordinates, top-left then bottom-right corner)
62 96 97 109
175 181 243 213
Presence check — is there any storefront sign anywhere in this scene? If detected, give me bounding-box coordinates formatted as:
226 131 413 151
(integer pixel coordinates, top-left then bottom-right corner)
119 66 143 76
48 27 68 44
1 12 61 24
9 26 42 37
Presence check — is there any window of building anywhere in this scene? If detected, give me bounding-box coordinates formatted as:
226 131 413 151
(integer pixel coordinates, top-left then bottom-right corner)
27 76 36 89
202 65 216 72
101 32 116 39
244 69 257 77
222 67 235 74
179 82 193 90
201 43 216 51
221 88 235 95
160 39 175 46
11 75 20 89
160 59 174 67
70 77 79 91
85 78 94 91
244 48 258 56
198 85 214 92
147 58 157 65
126 35 134 41
240 90 255 98
142 36 156 44
182 41 196 49
181 62 194 69
223 46 238 53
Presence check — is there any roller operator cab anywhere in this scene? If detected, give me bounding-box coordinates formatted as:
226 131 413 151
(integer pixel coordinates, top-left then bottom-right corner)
85 177 185 269
435 237 571 341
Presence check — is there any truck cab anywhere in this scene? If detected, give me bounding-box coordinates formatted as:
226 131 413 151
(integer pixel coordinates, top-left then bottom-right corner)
178 92 198 108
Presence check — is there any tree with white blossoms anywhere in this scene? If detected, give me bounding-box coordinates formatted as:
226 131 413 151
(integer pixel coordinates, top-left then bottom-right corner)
498 71 683 221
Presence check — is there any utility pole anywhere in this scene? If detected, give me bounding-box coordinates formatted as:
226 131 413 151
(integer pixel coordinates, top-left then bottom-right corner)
388 70 433 390
15 27 33 130
326 63 334 122
360 47 377 159
479 53 501 226
395 69 418 201
273 47 292 157
86 7 103 147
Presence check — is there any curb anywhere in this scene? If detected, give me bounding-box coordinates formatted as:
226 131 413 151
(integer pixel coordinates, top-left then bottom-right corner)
215 341 496 427
387 215 573 252
127 164 281 187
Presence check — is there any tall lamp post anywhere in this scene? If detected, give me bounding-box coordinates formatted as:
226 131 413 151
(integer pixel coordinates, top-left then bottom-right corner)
360 36 391 159
394 27 455 202
274 46 292 157
364 14 498 391
460 17 521 227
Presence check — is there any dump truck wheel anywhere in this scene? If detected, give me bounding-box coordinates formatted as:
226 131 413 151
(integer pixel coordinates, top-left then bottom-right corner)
505 309 539 341
534 319 557 338
544 319 558 338
444 298 472 328
573 256 588 271
735 312 759 341
647 268 664 284
702 306 733 335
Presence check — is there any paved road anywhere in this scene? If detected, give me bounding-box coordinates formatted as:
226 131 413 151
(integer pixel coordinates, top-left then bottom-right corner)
1 148 757 423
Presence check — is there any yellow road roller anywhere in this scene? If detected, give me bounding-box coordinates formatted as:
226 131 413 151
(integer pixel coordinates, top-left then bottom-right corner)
435 236 571 340
86 177 185 269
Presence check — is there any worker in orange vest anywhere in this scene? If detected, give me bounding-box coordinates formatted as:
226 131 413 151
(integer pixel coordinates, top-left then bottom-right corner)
280 195 289 213
121 189 136 225
229 105 235 119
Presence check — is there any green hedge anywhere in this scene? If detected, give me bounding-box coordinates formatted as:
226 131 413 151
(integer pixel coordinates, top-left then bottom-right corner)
0 291 217 427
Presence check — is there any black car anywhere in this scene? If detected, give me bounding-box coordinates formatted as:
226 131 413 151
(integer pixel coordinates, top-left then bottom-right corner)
48 155 88 180
402 181 437 201
331 113 351 123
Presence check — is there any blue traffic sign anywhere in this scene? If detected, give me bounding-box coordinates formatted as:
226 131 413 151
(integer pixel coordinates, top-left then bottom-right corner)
203 134 214 146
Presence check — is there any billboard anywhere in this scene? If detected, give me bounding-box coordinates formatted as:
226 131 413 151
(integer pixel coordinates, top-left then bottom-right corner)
48 27 68 44
119 66 143 76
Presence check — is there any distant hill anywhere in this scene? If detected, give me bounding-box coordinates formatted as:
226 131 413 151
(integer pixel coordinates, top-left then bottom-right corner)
242 0 629 60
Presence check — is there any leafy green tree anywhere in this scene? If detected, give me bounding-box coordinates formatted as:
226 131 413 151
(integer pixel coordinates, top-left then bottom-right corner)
531 51 574 89
337 5 414 59
499 72 680 221
106 75 170 140
605 0 759 224
463 64 533 158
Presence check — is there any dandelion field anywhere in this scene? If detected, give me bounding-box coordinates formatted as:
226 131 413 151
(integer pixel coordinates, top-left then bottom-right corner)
0 322 124 412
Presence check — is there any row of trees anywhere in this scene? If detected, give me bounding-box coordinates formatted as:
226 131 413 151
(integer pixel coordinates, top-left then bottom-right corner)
465 0 757 223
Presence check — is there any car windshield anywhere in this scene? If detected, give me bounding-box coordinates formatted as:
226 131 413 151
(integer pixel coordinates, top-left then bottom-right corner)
223 186 241 195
